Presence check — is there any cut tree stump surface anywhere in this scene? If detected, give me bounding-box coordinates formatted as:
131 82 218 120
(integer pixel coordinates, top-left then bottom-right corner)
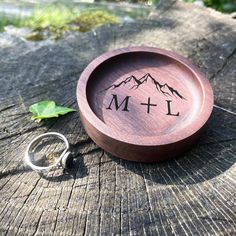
0 1 235 235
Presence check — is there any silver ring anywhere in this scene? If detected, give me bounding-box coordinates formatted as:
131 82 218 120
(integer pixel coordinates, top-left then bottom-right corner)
25 132 72 172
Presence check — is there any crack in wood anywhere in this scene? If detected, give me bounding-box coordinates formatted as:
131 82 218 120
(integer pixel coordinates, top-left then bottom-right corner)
214 104 236 116
210 47 236 80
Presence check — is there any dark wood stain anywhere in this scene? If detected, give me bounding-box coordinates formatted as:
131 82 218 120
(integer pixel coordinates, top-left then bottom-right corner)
77 47 214 162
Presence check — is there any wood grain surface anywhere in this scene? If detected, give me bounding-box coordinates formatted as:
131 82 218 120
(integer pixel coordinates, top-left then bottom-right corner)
0 0 236 235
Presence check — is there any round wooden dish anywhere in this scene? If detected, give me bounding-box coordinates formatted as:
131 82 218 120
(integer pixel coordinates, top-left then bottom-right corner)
77 47 213 162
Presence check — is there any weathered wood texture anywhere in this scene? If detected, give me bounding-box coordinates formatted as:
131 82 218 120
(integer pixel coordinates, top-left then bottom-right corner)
0 0 235 235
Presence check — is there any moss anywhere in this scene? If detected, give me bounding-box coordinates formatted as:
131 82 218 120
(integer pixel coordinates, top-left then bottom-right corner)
72 10 119 32
0 16 23 32
23 6 119 41
25 30 45 41
0 4 119 41
22 4 76 29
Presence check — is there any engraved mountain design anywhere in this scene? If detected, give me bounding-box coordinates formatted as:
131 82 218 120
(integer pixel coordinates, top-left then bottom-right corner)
103 73 186 100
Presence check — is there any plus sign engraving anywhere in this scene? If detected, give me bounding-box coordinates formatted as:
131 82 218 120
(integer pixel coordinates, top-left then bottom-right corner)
140 97 157 114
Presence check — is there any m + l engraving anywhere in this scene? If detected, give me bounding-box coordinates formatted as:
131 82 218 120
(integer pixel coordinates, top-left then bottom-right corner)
106 94 180 116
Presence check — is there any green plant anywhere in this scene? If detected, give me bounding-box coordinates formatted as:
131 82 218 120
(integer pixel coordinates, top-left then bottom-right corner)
23 5 119 40
72 10 119 32
204 0 236 13
0 4 119 40
22 4 76 29
0 16 23 32
29 100 76 122
184 0 236 13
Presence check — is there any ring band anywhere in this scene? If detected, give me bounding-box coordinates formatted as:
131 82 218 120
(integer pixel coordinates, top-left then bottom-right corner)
24 132 72 172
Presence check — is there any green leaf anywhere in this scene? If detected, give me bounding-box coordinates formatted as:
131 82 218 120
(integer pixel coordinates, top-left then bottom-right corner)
29 100 76 122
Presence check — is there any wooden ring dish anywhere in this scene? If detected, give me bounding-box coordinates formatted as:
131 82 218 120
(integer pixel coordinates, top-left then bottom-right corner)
77 47 214 162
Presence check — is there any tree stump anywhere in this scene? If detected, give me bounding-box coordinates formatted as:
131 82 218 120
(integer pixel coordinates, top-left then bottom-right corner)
0 1 235 235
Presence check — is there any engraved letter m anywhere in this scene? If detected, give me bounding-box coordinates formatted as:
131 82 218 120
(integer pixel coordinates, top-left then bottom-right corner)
106 94 130 112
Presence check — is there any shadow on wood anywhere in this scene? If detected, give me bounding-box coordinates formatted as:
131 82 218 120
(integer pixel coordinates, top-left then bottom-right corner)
109 108 235 185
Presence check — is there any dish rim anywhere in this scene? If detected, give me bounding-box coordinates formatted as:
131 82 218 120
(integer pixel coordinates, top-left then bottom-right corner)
77 46 214 146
